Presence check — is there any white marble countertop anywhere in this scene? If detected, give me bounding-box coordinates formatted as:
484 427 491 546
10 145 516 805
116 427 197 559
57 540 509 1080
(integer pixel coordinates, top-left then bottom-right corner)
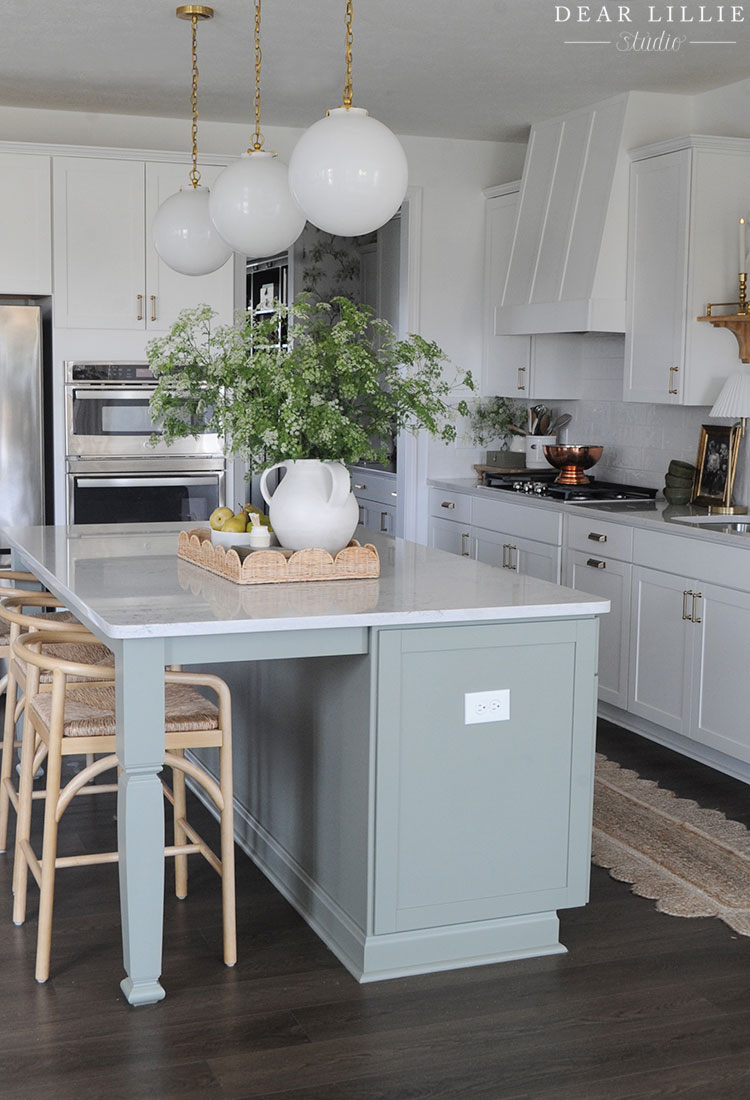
429 477 750 547
1 522 609 640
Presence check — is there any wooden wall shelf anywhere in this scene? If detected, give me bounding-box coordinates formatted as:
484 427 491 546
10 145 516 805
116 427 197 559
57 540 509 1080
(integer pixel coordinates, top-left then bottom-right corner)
697 313 750 363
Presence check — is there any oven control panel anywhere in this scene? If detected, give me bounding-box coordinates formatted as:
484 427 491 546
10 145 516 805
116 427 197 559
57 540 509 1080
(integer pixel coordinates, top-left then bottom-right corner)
66 362 155 383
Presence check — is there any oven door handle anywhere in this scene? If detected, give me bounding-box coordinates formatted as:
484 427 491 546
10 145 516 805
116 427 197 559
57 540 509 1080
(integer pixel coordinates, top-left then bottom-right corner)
72 388 156 401
75 476 217 489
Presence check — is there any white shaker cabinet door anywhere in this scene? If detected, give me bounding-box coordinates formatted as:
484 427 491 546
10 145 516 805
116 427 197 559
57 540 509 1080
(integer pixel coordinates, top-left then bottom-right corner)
144 162 235 331
690 583 750 764
428 517 473 559
53 157 146 329
624 150 690 405
0 153 51 295
475 526 560 584
566 550 631 710
482 186 530 397
628 566 692 735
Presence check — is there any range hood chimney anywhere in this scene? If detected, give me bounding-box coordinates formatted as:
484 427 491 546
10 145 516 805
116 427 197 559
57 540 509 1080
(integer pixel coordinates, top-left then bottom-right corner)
495 92 688 335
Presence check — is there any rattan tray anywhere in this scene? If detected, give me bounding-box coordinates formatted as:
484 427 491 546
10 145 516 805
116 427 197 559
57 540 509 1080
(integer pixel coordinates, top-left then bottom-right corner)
177 528 380 585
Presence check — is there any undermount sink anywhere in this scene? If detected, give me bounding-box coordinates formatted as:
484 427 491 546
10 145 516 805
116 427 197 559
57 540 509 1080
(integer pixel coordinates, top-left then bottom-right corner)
670 513 750 529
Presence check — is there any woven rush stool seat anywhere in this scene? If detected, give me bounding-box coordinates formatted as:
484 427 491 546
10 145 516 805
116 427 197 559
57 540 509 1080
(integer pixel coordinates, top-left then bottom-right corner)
12 629 236 984
30 682 218 738
0 593 108 854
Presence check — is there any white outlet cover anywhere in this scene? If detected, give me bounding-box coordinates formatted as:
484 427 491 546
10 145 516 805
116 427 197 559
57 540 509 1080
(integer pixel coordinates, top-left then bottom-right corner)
464 689 510 724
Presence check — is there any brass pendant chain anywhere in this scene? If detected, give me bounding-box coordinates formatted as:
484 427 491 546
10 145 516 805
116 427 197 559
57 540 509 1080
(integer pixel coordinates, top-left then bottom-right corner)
250 0 265 152
189 14 201 187
176 5 214 187
342 0 354 108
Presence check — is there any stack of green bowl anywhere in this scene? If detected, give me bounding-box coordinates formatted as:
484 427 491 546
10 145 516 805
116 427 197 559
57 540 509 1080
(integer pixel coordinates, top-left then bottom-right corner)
663 459 695 505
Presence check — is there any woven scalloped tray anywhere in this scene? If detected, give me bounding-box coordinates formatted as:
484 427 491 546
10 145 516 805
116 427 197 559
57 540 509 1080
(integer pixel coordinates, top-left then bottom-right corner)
177 529 380 585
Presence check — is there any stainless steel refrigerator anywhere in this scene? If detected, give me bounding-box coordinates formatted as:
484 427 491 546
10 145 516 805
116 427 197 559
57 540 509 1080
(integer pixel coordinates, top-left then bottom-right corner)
0 304 45 546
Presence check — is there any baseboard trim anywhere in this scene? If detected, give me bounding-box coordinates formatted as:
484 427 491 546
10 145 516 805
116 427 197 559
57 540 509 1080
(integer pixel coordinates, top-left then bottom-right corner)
184 758 567 982
598 703 750 784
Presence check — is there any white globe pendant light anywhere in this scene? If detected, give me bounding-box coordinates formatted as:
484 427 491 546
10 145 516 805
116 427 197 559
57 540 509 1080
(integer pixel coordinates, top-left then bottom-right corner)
152 6 232 277
208 0 305 260
210 151 305 260
288 0 408 237
153 184 232 276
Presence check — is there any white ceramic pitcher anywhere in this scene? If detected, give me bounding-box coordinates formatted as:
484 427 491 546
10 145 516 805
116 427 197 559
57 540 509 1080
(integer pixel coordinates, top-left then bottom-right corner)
259 459 360 555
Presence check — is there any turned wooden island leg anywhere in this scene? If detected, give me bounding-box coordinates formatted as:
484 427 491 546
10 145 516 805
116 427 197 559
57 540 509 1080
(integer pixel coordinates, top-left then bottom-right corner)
116 637 167 1006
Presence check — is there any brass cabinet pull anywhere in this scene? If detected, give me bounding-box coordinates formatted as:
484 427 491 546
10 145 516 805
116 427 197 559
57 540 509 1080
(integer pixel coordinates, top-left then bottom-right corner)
517 366 527 392
586 558 606 569
461 532 471 557
587 532 607 543
150 295 157 322
682 589 693 621
136 294 143 321
691 591 702 624
441 500 456 510
380 511 388 532
668 366 679 395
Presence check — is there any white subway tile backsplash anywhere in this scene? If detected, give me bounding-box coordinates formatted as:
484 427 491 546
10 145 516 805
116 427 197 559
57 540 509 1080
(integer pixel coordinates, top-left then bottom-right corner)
439 334 750 507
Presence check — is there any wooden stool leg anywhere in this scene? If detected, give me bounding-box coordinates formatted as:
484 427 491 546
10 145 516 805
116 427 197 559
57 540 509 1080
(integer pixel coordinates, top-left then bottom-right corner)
12 708 37 923
0 658 19 852
172 749 188 900
35 722 63 984
218 692 236 968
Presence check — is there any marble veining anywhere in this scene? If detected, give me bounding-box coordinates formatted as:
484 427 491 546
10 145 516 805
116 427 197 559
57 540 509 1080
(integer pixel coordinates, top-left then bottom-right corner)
2 522 608 639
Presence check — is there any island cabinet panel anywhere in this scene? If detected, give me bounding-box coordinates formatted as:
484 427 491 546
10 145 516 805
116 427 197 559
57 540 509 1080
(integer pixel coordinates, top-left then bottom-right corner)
373 619 598 936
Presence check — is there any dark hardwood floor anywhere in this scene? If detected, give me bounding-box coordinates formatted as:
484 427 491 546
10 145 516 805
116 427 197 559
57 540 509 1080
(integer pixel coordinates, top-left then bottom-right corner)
2 718 750 1099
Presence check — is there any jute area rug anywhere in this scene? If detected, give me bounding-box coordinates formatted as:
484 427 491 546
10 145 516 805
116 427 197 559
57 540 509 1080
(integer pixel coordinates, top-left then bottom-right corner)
592 753 750 935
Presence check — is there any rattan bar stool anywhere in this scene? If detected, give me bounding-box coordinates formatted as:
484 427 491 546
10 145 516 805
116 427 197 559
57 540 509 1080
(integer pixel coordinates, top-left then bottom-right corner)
12 629 236 984
0 571 43 698
0 592 111 855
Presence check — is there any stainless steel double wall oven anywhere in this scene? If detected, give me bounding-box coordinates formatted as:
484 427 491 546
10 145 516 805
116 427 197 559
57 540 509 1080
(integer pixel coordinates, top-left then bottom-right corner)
65 361 226 525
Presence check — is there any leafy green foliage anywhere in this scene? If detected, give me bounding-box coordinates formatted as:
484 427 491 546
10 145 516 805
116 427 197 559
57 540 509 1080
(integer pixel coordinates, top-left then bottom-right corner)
468 395 527 449
146 297 474 468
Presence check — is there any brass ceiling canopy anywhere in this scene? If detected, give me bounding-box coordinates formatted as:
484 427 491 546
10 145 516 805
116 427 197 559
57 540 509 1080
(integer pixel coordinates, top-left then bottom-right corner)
176 5 214 20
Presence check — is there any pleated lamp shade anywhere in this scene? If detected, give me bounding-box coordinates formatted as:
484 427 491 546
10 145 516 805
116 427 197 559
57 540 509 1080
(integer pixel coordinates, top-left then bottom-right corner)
710 372 750 420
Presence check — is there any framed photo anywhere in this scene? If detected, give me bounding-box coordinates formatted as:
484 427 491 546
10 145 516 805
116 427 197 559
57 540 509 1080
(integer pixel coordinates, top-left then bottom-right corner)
691 424 742 509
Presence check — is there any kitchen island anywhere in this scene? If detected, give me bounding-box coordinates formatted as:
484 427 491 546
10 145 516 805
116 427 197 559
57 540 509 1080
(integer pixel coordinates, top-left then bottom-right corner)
3 522 608 1005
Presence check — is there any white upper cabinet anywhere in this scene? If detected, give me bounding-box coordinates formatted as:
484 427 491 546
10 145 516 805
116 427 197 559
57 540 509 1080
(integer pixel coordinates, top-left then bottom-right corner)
481 183 530 396
482 184 582 400
144 162 235 330
625 136 750 405
53 156 234 331
0 152 52 295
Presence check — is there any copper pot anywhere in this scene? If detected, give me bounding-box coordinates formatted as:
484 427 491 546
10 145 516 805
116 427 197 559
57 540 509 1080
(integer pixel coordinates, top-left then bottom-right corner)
543 444 603 486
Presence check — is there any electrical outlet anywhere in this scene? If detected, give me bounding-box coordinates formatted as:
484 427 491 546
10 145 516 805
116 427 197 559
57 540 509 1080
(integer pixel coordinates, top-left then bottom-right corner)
464 689 510 725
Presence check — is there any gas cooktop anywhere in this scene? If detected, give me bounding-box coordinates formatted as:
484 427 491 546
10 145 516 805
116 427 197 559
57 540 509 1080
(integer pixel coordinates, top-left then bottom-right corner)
480 470 658 504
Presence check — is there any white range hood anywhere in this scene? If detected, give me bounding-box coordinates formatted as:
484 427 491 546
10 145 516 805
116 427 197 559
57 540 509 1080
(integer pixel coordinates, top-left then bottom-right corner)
495 92 689 335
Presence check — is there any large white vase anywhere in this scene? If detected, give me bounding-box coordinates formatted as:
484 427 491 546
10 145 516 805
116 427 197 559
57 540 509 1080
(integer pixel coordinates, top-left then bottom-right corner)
259 459 360 555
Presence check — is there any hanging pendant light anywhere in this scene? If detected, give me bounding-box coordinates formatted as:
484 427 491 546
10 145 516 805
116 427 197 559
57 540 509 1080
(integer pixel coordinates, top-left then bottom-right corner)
209 0 306 260
152 5 233 277
288 0 408 237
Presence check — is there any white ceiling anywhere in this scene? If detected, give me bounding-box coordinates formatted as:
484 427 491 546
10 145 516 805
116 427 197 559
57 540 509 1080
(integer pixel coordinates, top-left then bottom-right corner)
3 0 750 143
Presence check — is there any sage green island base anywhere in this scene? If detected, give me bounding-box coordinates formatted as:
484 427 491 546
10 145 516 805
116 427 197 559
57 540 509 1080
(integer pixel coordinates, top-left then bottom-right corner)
4 523 605 1001
199 616 599 981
